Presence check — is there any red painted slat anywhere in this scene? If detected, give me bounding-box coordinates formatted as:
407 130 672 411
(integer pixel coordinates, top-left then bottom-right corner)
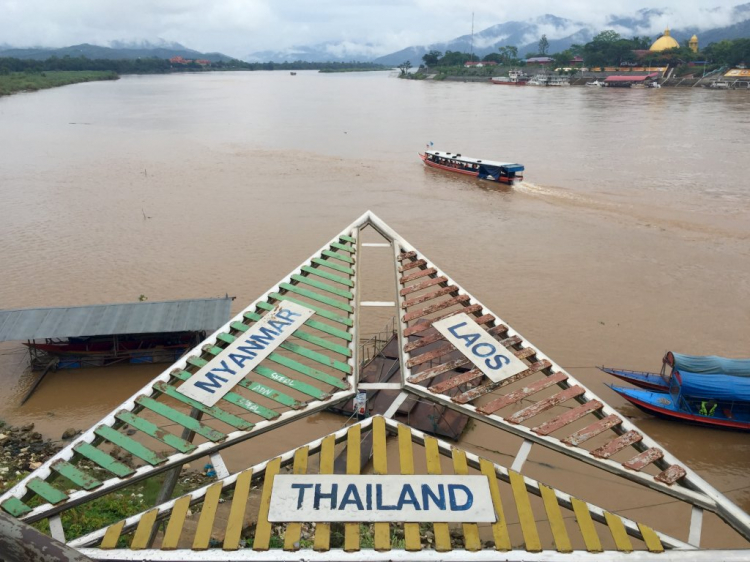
399 259 427 272
402 285 459 308
400 276 448 296
532 400 603 436
403 304 483 337
623 448 664 471
407 357 470 384
477 372 569 414
655 464 687 485
401 267 437 283
403 295 471 322
507 385 585 424
590 430 643 459
404 323 506 354
562 414 623 447
429 346 536 394
452 354 545 404
398 251 417 261
406 343 457 368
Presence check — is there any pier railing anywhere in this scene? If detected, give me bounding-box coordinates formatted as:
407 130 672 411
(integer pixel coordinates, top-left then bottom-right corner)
358 316 397 369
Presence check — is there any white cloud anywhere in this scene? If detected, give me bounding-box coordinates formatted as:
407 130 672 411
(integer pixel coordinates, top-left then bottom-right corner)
0 0 745 58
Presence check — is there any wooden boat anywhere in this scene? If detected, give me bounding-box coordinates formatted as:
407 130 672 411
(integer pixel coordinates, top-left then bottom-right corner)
598 366 668 391
491 70 528 85
421 150 524 184
609 384 750 431
25 333 196 356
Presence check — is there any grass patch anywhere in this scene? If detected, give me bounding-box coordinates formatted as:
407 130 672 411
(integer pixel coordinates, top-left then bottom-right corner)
0 70 119 96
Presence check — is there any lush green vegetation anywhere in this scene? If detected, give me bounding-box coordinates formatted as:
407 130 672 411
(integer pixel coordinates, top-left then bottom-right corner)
0 70 118 96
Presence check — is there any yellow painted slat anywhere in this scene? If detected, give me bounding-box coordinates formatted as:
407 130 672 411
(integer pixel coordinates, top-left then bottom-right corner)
284 448 309 551
539 485 572 553
398 425 421 552
425 436 451 552
100 520 125 549
314 436 336 551
509 470 542 552
452 449 481 551
162 495 191 550
223 469 253 550
479 459 512 551
638 522 664 553
254 457 281 551
604 512 634 552
571 497 603 553
193 481 224 550
344 426 361 552
131 509 159 550
372 417 391 552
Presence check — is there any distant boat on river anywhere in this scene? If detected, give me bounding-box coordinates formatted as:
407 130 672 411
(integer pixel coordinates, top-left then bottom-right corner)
420 150 524 185
491 70 528 86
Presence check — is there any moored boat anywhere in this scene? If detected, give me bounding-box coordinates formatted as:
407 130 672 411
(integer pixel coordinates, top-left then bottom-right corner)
420 150 524 184
491 70 528 85
598 366 669 391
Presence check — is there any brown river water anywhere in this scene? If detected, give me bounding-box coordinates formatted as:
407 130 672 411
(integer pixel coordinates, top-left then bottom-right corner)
0 70 749 547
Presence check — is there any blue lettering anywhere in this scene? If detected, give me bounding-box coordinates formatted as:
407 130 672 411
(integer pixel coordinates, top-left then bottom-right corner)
485 354 510 370
291 483 313 509
376 484 398 510
447 322 468 337
472 342 496 357
268 319 291 332
276 308 302 322
448 484 473 511
193 372 229 393
236 344 260 357
228 352 253 369
211 359 236 376
247 327 280 346
313 483 338 510
366 483 372 510
338 484 364 510
396 484 421 510
447 321 481 348
421 484 446 510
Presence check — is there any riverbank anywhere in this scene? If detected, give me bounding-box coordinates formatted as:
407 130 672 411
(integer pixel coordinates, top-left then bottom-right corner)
0 70 118 96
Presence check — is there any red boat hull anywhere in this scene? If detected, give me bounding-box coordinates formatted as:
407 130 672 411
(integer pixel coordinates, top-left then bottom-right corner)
618 392 750 431
420 154 519 184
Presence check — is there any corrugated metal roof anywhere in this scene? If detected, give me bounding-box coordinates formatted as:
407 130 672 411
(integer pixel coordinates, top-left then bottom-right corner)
0 298 232 342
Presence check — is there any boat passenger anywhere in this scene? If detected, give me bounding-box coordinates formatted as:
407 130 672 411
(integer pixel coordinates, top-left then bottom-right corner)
699 400 717 417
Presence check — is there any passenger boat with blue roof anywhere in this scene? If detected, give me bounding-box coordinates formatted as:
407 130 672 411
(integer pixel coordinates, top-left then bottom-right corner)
604 352 750 431
420 150 524 185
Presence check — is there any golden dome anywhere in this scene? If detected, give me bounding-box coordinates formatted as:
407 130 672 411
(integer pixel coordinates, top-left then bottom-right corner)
650 28 680 52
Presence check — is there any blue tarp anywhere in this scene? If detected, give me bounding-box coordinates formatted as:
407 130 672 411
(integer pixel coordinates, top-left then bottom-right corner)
670 352 750 377
477 165 500 181
677 370 750 401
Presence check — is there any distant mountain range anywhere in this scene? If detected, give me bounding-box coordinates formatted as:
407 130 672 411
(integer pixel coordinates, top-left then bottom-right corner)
246 3 750 65
0 40 234 62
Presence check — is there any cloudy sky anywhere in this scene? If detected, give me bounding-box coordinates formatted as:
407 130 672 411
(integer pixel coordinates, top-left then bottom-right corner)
0 0 745 58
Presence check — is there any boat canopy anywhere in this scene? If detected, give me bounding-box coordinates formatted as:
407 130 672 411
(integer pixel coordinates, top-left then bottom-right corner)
426 150 523 170
666 352 750 377
676 370 750 401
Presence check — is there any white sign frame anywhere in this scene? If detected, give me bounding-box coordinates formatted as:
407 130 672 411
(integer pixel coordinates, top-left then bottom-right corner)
433 313 529 383
268 475 496 523
177 301 315 406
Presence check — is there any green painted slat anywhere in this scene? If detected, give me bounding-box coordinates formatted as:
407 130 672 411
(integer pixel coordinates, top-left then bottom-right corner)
114 411 197 454
26 478 68 504
339 234 356 243
187 356 208 368
280 341 352 374
221 390 279 420
291 274 353 299
135 396 226 443
291 329 351 357
311 257 354 275
94 426 164 466
51 461 101 490
254 302 352 341
322 249 355 264
254 365 330 400
243 381 301 408
154 382 254 431
171 371 279 421
301 265 354 288
208 345 223 355
244 310 262 321
74 443 135 477
1 497 32 517
267 353 349 390
269 294 352 327
231 321 250 332
331 242 354 253
218 332 237 344
279 283 353 313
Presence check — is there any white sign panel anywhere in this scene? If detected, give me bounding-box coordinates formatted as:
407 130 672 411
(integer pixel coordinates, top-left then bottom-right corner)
268 475 496 523
177 301 315 406
433 313 528 384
